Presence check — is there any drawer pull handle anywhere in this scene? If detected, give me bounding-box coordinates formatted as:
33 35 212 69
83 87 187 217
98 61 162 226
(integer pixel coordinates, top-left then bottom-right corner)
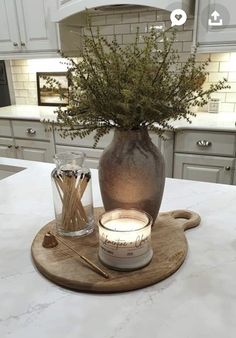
225 166 231 171
26 128 36 135
196 140 212 148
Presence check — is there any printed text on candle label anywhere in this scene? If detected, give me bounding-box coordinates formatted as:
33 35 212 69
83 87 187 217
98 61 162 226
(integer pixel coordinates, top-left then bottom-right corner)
101 233 150 250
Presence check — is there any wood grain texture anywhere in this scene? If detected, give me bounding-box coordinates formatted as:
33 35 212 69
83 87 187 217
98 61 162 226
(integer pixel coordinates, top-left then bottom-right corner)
31 208 201 293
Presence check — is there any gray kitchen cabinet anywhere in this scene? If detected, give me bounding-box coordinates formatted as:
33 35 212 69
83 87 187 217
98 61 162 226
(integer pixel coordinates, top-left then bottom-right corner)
174 130 236 184
0 119 15 158
195 0 236 52
0 137 15 158
11 120 54 163
15 139 53 162
0 0 58 57
0 119 54 163
234 171 236 185
174 153 234 184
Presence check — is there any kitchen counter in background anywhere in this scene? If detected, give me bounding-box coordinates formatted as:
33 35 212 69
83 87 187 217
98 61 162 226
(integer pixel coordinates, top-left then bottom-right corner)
1 157 236 338
0 105 57 121
0 105 236 131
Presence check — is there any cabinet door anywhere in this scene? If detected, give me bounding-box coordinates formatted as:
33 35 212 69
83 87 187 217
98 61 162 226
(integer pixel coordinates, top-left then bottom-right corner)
150 131 174 178
0 137 15 158
233 171 236 185
56 145 103 169
15 139 53 163
197 0 236 51
0 0 20 52
15 0 58 51
174 153 234 184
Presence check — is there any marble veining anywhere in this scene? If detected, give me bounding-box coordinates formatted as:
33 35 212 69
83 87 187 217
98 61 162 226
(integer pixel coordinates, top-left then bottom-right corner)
1 157 236 337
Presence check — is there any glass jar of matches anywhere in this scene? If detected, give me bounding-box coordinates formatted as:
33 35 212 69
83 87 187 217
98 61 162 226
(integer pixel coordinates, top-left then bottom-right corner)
51 151 94 237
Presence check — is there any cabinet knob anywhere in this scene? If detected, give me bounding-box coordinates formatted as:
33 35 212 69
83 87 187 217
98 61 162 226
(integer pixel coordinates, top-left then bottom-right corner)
21 42 26 47
7 145 13 148
15 146 20 150
13 42 18 47
225 166 231 171
26 128 36 135
196 140 212 148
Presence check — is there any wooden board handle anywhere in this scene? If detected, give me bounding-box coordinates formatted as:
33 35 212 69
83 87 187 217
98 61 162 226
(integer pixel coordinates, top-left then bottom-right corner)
168 210 201 231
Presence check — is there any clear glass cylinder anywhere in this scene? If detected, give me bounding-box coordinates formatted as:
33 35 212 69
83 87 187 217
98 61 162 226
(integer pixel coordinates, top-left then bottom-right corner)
51 151 94 237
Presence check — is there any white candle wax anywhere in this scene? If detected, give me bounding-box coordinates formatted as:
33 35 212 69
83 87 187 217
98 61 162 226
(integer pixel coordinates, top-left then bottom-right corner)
104 218 145 231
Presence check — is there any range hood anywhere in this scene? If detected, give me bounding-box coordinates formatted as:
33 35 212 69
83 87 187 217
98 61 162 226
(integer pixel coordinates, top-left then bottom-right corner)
55 0 194 22
57 0 195 56
92 4 150 12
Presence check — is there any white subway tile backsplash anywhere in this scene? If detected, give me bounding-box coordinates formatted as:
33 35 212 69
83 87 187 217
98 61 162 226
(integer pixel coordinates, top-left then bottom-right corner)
91 15 106 26
210 53 230 62
210 92 226 103
115 24 130 34
106 14 122 25
24 82 36 89
14 90 27 98
11 66 23 74
226 93 236 103
106 35 122 45
209 73 228 82
176 31 193 42
131 23 148 33
98 25 114 35
9 9 236 113
206 62 220 72
122 13 139 23
123 34 136 44
183 19 194 30
183 41 192 52
15 97 27 104
220 62 236 72
16 74 29 81
220 103 235 112
139 11 156 23
14 82 25 89
148 22 166 32
196 54 210 61
228 72 236 82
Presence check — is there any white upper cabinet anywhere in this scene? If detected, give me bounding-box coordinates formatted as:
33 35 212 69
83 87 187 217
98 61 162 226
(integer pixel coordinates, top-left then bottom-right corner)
195 0 236 52
55 0 194 21
0 0 59 57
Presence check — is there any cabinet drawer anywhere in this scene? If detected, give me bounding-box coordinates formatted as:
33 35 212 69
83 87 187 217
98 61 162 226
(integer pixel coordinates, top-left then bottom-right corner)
175 131 235 157
12 120 50 140
55 130 113 148
0 120 12 137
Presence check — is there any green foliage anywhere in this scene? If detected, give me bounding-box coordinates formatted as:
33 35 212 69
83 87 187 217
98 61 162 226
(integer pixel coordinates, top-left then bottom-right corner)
46 26 229 147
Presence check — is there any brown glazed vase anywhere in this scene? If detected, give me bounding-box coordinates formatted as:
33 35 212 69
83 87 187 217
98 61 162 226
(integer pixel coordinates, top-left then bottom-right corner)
98 128 165 222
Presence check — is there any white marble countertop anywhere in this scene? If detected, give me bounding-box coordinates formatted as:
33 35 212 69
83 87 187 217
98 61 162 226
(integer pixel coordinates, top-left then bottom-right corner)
0 105 236 132
0 105 57 121
1 157 236 337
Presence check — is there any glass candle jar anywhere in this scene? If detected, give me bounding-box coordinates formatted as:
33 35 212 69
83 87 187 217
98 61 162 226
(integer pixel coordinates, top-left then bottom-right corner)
51 151 94 237
98 209 153 271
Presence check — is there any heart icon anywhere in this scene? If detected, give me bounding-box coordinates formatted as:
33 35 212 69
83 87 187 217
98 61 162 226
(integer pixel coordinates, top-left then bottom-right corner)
175 14 183 21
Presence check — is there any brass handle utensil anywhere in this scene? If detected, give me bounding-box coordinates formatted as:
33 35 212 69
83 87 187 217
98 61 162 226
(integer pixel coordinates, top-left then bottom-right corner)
48 231 110 279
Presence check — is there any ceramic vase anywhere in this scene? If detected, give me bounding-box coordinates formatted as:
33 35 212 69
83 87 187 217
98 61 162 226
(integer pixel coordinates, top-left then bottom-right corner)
98 129 165 222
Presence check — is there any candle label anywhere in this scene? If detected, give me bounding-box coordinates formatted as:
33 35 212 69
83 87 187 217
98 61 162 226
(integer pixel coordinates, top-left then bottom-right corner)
99 232 151 258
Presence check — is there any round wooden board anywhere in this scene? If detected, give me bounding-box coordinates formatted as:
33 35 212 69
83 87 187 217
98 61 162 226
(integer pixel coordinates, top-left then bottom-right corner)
31 208 200 293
